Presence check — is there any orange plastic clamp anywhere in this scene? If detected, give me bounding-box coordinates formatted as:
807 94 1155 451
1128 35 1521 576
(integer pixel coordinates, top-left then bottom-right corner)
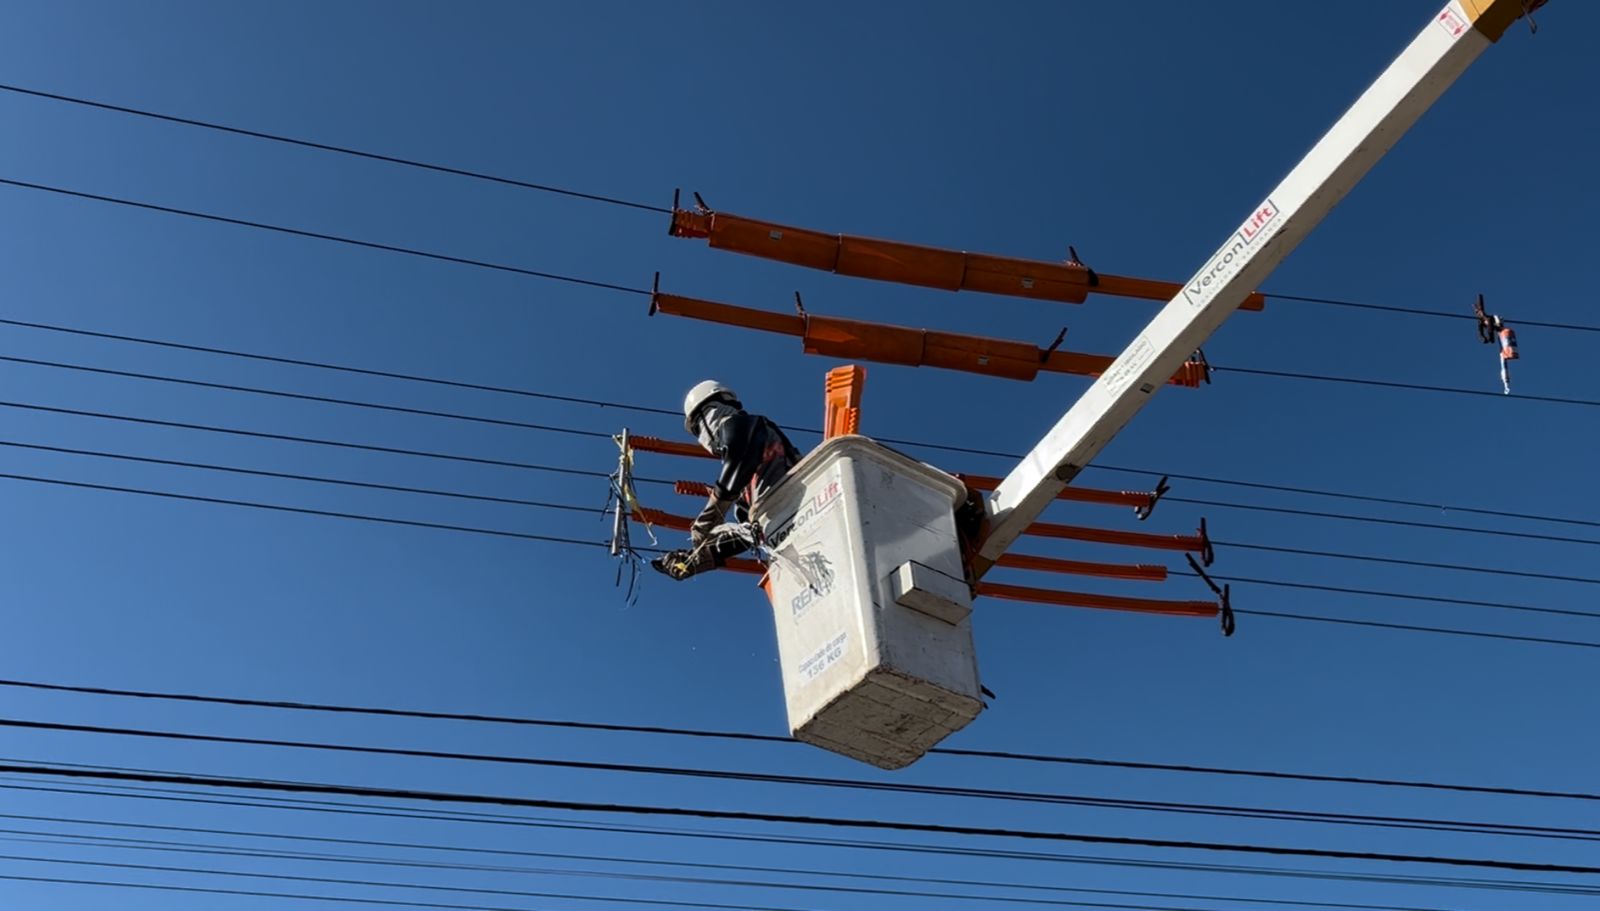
994 552 1167 582
823 365 865 440
977 582 1217 617
631 436 714 460
668 206 1264 310
957 473 1154 510
1025 521 1205 553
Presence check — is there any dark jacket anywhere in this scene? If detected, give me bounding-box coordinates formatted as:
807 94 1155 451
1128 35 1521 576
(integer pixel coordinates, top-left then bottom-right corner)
694 412 801 536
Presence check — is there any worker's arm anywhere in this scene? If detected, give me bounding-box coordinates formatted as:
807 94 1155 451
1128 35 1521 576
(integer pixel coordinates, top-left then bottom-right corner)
690 490 734 546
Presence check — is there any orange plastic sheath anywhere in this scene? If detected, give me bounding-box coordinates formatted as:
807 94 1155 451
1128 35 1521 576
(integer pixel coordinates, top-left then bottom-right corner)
824 365 865 440
669 208 1264 312
957 473 1153 509
995 552 1167 582
633 506 693 532
631 436 713 460
671 209 1093 304
978 582 1217 617
1026 521 1204 553
652 293 1201 388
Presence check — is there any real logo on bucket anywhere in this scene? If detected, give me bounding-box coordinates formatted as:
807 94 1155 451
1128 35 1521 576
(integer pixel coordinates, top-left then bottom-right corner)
788 551 836 620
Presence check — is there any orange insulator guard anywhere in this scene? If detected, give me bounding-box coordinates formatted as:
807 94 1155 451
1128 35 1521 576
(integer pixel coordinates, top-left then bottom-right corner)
652 292 1202 388
669 206 1265 311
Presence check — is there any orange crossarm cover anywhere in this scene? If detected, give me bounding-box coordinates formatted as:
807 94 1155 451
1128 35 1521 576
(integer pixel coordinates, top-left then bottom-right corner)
995 553 1167 582
631 436 713 460
823 365 864 440
957 473 1154 510
978 582 1217 617
633 506 693 532
669 207 1264 311
1025 521 1205 553
652 292 1202 388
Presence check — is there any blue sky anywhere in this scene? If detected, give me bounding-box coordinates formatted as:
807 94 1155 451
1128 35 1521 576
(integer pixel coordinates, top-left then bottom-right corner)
1 1 1597 908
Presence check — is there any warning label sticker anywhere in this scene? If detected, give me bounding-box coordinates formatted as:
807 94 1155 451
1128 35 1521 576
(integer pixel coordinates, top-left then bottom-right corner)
1436 3 1468 39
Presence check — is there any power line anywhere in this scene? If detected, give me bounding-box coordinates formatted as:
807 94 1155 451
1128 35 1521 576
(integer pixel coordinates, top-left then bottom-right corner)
0 82 673 214
0 469 608 546
0 438 615 511
4 468 1599 651
0 815 1500 911
5 313 1593 534
0 176 651 295
0 315 681 418
0 399 616 478
11 431 1597 623
1215 365 1600 409
1168 495 1600 548
0 871 789 911
5 677 1599 804
8 174 1600 418
1168 570 1600 622
12 715 1600 843
1216 540 1600 586
6 81 1598 337
2 763 1597 875
9 772 1595 899
0 830 1446 911
1264 292 1600 334
0 850 830 911
8 345 1597 584
0 352 616 439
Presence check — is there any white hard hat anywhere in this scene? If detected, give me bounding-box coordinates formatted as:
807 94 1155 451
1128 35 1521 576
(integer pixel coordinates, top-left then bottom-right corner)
683 380 738 433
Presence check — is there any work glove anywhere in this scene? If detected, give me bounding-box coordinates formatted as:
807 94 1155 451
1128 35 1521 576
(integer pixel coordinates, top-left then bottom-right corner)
649 548 715 581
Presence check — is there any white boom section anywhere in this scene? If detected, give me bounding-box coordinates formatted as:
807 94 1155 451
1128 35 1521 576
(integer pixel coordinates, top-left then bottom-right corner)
978 1 1532 568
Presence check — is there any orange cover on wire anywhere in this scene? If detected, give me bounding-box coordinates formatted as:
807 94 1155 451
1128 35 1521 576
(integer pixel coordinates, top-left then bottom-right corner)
652 292 1204 388
670 206 1265 311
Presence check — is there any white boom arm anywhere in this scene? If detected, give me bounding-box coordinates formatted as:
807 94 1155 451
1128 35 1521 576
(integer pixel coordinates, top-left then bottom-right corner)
977 0 1540 570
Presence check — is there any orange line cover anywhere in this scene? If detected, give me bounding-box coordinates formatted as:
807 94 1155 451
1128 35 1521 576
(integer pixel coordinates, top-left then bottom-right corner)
670 206 1265 312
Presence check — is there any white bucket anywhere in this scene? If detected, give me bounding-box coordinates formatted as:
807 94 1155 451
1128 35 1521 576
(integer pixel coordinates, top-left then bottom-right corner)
751 435 984 769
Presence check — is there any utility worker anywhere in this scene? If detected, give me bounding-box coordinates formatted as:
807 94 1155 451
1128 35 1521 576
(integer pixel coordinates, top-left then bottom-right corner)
651 380 801 581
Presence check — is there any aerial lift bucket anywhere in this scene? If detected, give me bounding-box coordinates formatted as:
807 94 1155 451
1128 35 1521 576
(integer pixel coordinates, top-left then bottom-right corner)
749 434 983 770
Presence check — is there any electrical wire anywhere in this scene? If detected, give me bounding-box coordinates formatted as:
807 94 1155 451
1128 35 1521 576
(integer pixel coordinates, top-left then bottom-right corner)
1167 496 1600 548
0 830 1450 911
4 81 1597 336
0 352 616 439
1215 540 1600 586
0 176 651 295
1214 365 1600 408
0 849 835 911
2 763 1596 874
4 312 1594 535
0 469 607 546
8 174 1600 417
10 344 1600 579
0 315 680 417
0 82 673 214
10 715 1599 843
8 432 1596 623
9 344 1595 581
1263 292 1600 334
7 773 1594 898
3 468 1599 650
0 813 1508 911
4 676 1599 803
